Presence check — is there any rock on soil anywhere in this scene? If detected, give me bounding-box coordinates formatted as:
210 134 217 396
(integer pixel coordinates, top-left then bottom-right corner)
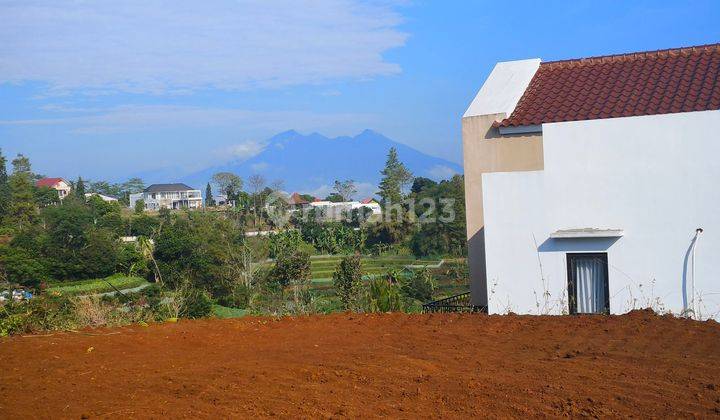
1 311 719 418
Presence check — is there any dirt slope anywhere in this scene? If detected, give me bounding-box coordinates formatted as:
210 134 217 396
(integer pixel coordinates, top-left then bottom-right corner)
1 311 719 418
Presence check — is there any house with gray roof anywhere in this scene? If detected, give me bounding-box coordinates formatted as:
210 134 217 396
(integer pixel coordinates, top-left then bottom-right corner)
129 183 202 211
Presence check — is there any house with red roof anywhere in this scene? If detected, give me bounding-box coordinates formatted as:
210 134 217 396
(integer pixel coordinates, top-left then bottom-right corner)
462 44 720 318
287 192 310 210
35 177 71 200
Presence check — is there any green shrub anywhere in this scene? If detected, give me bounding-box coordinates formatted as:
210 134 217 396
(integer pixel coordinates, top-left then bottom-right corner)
0 244 48 288
216 283 251 309
366 278 403 313
401 267 435 301
0 295 76 336
269 250 311 289
181 288 213 318
332 254 363 310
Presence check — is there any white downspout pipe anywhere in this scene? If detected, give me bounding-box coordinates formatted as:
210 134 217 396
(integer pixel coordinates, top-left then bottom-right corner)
688 228 703 318
691 228 703 316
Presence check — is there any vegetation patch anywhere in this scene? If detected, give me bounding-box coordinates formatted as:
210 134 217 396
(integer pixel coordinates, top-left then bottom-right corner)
46 275 149 295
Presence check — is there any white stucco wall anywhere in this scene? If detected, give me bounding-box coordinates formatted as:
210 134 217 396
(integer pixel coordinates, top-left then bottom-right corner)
482 110 720 319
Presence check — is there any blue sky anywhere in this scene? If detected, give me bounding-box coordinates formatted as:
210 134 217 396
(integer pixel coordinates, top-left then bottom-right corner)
1 0 719 182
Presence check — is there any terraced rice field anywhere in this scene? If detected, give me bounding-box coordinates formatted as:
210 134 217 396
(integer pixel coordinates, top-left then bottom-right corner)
307 255 442 280
292 255 469 301
46 276 150 296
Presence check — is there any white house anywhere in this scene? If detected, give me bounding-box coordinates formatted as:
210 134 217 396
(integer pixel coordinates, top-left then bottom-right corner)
35 178 71 200
85 192 118 202
130 183 202 211
462 44 720 319
309 197 382 219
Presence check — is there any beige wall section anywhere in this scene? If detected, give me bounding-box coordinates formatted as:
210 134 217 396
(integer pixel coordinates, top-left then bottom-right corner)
462 113 543 307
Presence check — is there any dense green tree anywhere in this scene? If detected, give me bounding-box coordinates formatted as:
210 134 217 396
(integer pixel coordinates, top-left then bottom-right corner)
365 221 411 250
128 213 159 236
11 154 31 173
134 199 145 214
0 245 48 288
248 174 266 226
79 229 118 278
324 192 344 203
74 176 86 199
212 172 243 199
205 183 215 206
40 202 93 278
8 154 36 228
87 195 123 233
409 175 466 257
269 250 310 289
88 180 122 198
0 148 10 221
153 212 247 298
35 187 60 207
120 177 145 205
410 177 437 194
377 147 413 205
332 254 363 310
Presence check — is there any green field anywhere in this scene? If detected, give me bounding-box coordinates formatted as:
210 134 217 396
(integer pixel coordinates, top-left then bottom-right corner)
46 275 150 295
211 304 250 319
299 256 469 301
269 255 444 280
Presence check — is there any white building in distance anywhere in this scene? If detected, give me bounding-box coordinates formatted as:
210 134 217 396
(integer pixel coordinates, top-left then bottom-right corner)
130 183 202 211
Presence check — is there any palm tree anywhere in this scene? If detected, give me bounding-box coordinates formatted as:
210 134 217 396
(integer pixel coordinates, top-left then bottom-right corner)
138 236 163 286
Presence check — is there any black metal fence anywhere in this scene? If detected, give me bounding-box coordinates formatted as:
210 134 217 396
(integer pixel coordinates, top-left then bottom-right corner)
422 292 487 314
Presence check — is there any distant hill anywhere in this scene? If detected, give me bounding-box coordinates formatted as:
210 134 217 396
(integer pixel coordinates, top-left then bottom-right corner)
176 129 462 198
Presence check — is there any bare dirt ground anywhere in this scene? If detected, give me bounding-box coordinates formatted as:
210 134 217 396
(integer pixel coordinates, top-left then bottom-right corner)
1 310 720 418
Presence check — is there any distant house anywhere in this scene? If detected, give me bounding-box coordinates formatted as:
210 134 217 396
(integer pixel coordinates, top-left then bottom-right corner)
215 194 234 207
287 193 310 211
309 197 382 218
358 198 382 215
35 178 71 200
129 183 202 211
85 193 118 203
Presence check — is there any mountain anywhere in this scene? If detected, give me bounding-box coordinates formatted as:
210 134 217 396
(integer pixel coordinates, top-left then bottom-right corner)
180 129 462 198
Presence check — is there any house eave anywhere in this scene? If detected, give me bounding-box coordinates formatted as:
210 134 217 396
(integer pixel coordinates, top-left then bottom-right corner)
550 228 625 239
497 124 543 135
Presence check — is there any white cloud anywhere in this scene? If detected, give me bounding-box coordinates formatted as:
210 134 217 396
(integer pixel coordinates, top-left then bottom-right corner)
320 89 343 97
0 104 376 135
0 1 407 94
427 164 458 180
220 141 267 161
250 162 269 172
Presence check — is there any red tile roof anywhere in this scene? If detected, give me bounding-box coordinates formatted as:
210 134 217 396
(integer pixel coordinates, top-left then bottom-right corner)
36 177 66 188
495 43 720 128
360 198 376 204
288 192 309 205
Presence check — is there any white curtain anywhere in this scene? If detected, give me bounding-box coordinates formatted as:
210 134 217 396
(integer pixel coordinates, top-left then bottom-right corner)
574 256 607 314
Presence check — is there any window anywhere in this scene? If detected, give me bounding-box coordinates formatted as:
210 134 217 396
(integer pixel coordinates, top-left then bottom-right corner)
566 253 609 315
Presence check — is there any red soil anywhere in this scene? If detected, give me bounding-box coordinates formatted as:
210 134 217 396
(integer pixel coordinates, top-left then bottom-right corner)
1 311 720 418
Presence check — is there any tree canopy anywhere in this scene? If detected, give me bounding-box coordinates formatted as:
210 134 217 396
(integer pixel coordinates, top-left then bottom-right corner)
377 147 413 204
212 172 243 199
